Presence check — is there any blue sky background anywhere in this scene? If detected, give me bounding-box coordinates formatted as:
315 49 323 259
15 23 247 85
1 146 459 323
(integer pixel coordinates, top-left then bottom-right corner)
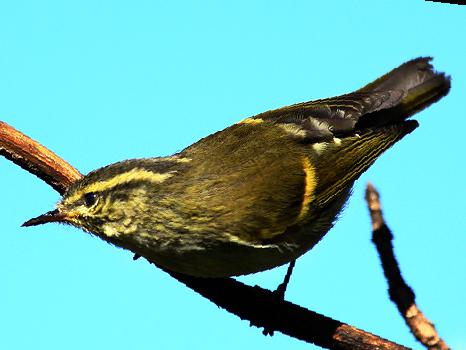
1 1 464 349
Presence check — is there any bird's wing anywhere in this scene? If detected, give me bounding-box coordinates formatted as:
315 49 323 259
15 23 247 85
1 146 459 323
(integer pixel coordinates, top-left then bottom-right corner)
248 57 450 142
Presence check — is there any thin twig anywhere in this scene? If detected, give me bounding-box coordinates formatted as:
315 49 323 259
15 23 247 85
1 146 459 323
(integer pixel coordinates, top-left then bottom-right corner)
365 182 450 350
0 120 412 349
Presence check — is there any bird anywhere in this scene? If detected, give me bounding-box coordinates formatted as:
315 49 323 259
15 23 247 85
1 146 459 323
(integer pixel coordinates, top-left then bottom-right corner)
23 57 450 278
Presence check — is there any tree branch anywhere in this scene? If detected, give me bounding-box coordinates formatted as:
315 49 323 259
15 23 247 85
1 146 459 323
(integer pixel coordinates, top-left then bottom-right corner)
365 183 449 350
0 121 81 194
0 120 413 349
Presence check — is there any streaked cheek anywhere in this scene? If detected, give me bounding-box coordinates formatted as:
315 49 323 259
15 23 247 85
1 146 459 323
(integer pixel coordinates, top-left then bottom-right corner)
128 188 151 212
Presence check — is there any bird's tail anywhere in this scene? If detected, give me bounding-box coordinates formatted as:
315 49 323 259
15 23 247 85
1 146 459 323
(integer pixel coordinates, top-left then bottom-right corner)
356 57 451 129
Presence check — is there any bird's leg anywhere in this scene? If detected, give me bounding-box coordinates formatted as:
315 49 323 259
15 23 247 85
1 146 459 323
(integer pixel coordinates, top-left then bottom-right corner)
262 260 296 336
274 259 296 300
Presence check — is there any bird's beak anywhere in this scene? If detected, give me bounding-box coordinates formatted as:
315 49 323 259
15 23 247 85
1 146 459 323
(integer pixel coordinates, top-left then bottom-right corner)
22 209 67 227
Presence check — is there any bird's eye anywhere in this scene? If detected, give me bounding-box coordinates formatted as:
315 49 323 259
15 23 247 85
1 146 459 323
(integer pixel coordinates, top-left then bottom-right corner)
83 192 98 207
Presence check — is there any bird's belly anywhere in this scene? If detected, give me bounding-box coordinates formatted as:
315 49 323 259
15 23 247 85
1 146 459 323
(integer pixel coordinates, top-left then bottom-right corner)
114 189 351 277
137 238 303 277
128 222 330 277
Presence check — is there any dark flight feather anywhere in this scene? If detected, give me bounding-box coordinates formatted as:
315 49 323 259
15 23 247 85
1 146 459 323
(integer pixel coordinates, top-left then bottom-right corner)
253 57 451 142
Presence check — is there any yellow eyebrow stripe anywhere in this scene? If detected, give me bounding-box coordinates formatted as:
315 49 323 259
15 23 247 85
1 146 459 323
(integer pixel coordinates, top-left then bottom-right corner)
297 157 317 221
236 117 263 125
65 168 174 204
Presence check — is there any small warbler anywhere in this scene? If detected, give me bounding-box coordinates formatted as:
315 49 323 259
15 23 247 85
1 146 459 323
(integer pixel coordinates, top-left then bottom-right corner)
23 57 450 277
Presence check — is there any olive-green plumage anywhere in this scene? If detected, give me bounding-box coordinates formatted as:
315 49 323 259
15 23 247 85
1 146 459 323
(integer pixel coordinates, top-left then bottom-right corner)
23 57 450 277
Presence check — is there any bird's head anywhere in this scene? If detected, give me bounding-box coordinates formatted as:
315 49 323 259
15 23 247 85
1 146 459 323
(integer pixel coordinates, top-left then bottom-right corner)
22 158 183 237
